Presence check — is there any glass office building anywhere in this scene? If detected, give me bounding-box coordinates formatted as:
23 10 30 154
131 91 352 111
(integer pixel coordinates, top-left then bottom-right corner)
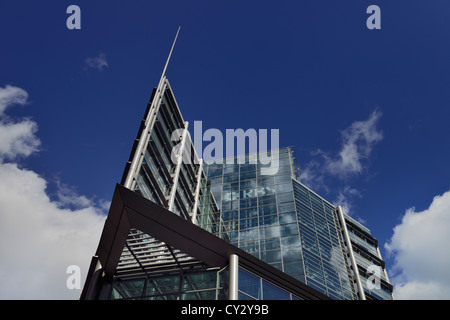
80 74 329 301
80 36 394 300
195 149 393 300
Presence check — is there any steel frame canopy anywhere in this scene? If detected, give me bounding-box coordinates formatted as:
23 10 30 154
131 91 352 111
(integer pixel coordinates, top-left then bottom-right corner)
80 183 330 300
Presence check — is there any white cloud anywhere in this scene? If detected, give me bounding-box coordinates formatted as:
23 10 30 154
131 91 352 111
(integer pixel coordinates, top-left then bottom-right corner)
324 109 383 178
0 85 106 299
84 52 109 71
299 110 383 217
0 120 40 160
334 185 362 217
0 85 28 115
299 159 328 193
0 85 40 161
385 190 450 299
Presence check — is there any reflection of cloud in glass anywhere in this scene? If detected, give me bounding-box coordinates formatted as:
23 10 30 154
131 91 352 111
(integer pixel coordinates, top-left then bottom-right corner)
238 227 259 242
281 246 302 262
279 212 296 224
281 234 301 248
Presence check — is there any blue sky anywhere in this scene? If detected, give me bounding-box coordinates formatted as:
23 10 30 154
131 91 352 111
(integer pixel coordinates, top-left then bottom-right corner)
1 0 450 299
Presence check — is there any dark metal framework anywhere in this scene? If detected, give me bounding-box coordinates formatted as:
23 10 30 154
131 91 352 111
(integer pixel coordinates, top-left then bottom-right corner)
80 183 330 300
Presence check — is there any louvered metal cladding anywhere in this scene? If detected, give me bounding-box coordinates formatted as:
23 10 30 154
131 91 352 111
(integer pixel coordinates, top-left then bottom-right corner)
116 228 204 276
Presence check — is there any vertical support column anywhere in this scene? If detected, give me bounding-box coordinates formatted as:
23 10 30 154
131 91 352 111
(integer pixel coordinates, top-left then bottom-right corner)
168 122 189 211
79 256 103 300
191 159 204 224
229 254 239 300
336 206 366 300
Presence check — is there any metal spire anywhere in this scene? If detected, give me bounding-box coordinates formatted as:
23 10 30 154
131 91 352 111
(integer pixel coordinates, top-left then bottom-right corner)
160 26 181 83
123 27 181 189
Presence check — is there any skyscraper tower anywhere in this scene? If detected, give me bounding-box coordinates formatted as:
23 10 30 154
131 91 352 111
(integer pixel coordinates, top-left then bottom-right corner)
80 30 394 301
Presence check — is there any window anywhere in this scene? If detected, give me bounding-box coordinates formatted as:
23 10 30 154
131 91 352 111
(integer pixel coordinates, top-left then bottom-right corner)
238 268 261 300
240 207 257 219
238 268 294 300
275 183 292 193
240 197 257 208
260 250 281 263
280 223 298 236
258 205 277 216
262 280 291 300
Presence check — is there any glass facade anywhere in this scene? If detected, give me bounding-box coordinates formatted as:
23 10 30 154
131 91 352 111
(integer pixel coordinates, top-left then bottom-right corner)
238 268 300 300
84 76 394 300
98 266 302 300
195 148 393 300
98 266 229 300
293 180 356 300
198 148 305 281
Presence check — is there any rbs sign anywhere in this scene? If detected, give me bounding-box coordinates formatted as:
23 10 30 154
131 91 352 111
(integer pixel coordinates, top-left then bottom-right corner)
223 186 276 201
